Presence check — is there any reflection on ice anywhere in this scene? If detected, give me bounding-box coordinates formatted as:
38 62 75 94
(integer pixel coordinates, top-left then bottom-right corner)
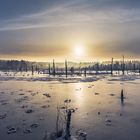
0 73 140 140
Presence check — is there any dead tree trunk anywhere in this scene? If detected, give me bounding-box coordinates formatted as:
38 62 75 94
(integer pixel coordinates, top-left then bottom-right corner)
52 59 56 77
70 67 74 77
48 63 51 75
25 64 28 72
84 67 87 77
65 110 72 140
122 55 125 75
133 63 136 74
37 67 40 74
31 65 34 75
111 58 114 75
65 60 68 78
121 89 124 105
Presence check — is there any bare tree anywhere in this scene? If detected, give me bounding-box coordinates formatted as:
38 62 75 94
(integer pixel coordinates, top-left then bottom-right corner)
122 55 125 75
111 58 114 75
65 60 68 78
52 59 56 76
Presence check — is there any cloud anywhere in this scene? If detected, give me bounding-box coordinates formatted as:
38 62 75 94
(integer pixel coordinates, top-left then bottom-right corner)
0 0 140 60
0 0 140 31
0 43 71 57
89 39 140 58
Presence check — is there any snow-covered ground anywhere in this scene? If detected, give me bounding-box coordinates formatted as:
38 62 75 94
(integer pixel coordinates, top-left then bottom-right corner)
0 71 140 140
0 71 140 83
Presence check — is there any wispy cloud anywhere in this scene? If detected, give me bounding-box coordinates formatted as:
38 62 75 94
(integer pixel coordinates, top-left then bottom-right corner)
0 0 140 60
0 0 140 31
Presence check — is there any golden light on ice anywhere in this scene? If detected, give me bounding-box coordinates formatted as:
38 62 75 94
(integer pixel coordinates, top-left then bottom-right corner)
74 44 84 57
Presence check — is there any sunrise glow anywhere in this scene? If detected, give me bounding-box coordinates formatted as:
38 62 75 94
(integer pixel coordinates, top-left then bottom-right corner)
74 44 85 57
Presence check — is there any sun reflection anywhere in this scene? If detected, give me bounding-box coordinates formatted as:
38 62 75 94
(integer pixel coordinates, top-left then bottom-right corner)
74 83 85 106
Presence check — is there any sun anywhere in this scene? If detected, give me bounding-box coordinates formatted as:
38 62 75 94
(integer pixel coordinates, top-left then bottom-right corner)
74 44 84 57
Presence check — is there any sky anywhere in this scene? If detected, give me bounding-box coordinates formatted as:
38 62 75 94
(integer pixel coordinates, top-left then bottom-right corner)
0 0 140 62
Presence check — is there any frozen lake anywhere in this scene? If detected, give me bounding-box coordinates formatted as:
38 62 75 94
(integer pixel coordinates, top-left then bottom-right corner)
0 72 140 140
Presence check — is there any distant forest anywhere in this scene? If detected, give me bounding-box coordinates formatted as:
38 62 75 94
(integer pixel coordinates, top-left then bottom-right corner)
0 59 140 73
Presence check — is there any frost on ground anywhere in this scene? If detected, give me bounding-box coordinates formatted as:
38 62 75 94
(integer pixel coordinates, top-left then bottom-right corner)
0 71 140 83
0 71 140 140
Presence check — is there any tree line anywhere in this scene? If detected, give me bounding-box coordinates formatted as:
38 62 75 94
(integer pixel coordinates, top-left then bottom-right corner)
0 58 140 76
